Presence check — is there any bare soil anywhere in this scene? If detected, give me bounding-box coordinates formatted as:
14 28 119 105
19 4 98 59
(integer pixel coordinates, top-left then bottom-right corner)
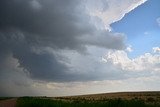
0 98 17 107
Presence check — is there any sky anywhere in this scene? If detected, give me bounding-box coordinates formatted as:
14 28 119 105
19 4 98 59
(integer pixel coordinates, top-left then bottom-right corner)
0 0 159 97
111 0 160 58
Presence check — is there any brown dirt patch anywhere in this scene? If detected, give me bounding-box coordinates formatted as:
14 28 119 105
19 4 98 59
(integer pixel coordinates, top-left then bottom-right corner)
0 98 17 107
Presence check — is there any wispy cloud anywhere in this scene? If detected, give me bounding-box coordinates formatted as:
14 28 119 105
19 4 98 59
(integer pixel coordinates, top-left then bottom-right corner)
157 17 160 26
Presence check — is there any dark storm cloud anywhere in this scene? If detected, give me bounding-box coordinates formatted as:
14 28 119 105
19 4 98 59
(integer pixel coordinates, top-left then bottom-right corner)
0 30 70 82
0 30 125 82
0 0 126 82
0 0 125 50
0 0 92 50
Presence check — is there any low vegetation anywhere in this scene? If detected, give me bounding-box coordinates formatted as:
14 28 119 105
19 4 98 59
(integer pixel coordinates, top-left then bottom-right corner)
16 96 160 107
0 97 14 101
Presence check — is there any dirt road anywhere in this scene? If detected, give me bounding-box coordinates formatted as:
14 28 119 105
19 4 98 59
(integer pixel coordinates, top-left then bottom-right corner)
0 98 17 107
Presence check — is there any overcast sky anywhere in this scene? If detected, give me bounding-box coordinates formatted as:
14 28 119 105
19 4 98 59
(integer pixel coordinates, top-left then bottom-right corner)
0 0 160 97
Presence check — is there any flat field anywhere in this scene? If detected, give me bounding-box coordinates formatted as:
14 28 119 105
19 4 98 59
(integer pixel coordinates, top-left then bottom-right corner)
0 91 160 107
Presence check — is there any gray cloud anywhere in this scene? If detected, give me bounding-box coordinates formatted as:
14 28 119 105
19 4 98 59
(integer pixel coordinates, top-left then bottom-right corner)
80 31 125 49
0 53 35 96
0 0 125 50
0 0 90 50
0 29 125 83
0 0 126 85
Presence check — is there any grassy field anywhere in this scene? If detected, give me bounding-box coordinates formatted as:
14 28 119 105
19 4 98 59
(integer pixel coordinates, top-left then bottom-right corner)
16 97 160 107
55 91 160 101
2 91 160 107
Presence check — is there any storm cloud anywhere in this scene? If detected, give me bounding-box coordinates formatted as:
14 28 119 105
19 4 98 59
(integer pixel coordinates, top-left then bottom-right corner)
0 0 125 50
1 0 158 97
0 0 126 82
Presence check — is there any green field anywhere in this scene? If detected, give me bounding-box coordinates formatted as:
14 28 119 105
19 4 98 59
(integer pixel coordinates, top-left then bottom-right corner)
16 96 160 107
1 92 160 107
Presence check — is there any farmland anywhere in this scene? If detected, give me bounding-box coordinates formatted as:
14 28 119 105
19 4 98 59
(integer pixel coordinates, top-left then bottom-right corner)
1 91 160 107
